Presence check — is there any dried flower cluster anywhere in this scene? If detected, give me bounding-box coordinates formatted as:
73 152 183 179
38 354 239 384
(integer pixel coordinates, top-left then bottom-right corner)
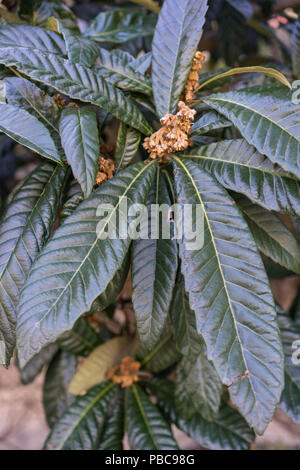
106 356 141 388
53 94 66 107
96 156 115 185
183 51 206 103
53 94 79 108
143 101 196 161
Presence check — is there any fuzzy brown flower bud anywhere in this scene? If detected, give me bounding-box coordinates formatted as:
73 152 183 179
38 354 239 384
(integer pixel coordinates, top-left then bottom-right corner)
96 157 115 185
183 51 206 103
106 356 141 388
143 101 196 161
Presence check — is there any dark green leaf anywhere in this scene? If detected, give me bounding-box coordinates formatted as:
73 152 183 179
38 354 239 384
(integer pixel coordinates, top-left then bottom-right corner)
170 271 222 425
148 379 255 450
0 163 67 366
132 171 178 350
84 9 156 43
61 191 84 219
152 0 208 116
169 275 203 360
183 139 300 216
277 306 300 423
0 24 66 56
191 111 232 136
115 122 141 172
99 389 124 450
204 86 300 180
89 253 130 314
237 196 300 274
172 158 284 434
60 26 99 68
292 217 300 244
175 352 222 421
130 92 157 115
44 381 116 450
43 350 77 428
126 384 178 450
17 343 58 385
0 103 62 163
5 76 61 139
58 317 101 357
94 48 153 96
130 52 152 75
137 331 181 373
0 64 12 80
17 162 155 367
59 107 99 198
0 46 153 135
61 181 83 219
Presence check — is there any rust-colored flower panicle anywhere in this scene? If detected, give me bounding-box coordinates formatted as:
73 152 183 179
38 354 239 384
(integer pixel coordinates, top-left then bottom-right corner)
183 51 206 103
106 356 141 388
143 101 196 162
53 94 79 108
96 156 115 185
53 94 66 107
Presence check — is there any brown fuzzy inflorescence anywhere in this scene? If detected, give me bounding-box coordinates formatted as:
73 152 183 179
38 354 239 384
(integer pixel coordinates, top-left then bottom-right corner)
183 51 206 103
106 356 141 388
53 94 66 107
96 156 115 185
53 94 79 109
143 101 196 162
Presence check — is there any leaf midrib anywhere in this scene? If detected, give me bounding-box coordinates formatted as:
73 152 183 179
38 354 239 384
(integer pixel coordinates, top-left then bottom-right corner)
96 60 152 95
173 157 258 404
89 28 153 38
36 161 155 328
205 96 300 148
10 86 59 133
55 382 115 450
0 49 152 136
132 384 158 449
179 153 298 180
0 165 61 284
243 210 300 261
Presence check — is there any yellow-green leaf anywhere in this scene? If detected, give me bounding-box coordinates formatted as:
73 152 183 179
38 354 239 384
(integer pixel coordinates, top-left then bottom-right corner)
68 336 136 395
195 66 291 95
